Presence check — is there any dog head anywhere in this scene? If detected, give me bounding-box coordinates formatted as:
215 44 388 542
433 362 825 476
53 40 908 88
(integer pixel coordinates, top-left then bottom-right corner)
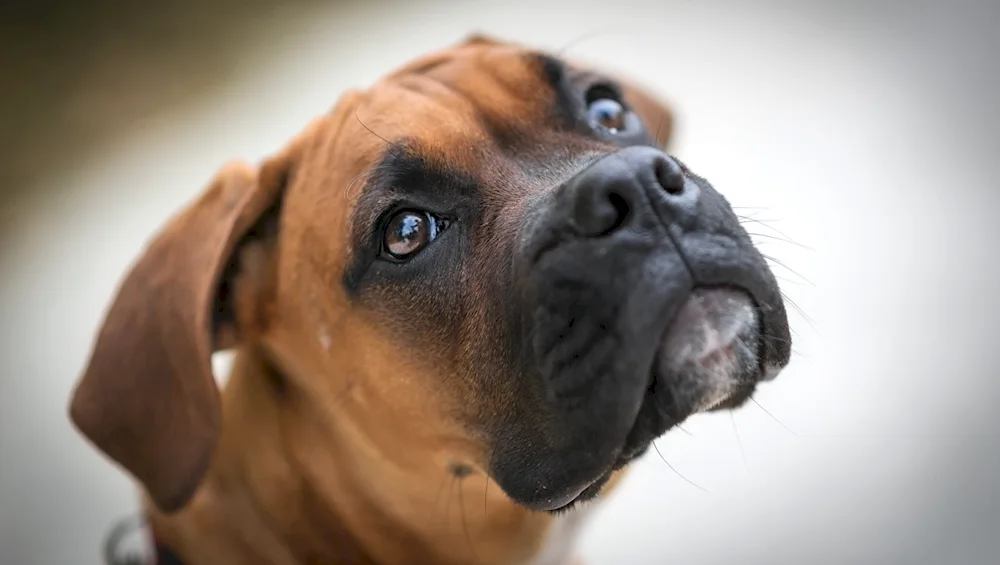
70 36 791 515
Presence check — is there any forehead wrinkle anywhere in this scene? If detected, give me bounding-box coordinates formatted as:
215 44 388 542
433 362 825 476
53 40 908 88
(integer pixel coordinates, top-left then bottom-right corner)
390 72 473 112
396 50 553 134
364 48 578 169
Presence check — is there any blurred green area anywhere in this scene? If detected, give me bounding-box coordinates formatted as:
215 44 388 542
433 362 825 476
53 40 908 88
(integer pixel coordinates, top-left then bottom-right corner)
0 0 328 199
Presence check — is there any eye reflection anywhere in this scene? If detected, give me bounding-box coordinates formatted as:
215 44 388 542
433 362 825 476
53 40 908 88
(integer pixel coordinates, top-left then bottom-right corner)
380 209 447 261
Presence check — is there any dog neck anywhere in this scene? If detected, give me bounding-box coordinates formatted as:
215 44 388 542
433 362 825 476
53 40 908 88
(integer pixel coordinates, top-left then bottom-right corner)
144 345 585 565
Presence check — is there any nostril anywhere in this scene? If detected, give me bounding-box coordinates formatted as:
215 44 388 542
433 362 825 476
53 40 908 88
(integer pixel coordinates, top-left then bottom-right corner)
572 184 632 237
654 156 686 195
603 192 630 235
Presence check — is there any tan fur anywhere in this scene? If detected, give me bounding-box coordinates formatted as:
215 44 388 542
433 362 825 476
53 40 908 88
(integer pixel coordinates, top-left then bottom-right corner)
70 36 673 565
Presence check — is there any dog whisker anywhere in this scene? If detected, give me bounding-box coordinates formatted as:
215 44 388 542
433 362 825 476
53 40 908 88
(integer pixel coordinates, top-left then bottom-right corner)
458 477 482 565
773 308 806 354
761 254 815 288
761 328 807 358
778 290 818 334
442 475 458 527
737 211 787 223
344 153 398 204
739 218 784 228
735 211 771 220
654 116 667 151
732 207 772 220
433 472 452 512
750 397 798 436
773 274 809 288
761 332 794 345
675 424 693 436
354 108 404 159
729 409 749 473
736 214 799 240
344 170 367 202
785 323 801 341
652 441 708 493
745 231 814 252
555 31 622 56
779 291 809 316
484 442 500 518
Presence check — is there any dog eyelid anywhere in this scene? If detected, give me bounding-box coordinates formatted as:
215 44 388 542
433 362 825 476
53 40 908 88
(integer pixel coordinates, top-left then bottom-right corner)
583 82 625 106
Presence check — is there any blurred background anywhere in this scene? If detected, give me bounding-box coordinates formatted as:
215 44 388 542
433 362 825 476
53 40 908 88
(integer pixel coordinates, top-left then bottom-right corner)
1 0 998 564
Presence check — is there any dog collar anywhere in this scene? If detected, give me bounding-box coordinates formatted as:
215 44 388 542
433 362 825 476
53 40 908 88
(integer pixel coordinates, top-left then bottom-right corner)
103 514 184 565
151 542 184 565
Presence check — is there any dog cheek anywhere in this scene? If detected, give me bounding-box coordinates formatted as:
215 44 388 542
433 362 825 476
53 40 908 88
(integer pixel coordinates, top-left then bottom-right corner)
528 282 621 400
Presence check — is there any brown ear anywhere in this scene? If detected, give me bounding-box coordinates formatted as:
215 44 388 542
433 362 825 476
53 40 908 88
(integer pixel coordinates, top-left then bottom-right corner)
457 32 506 48
69 151 291 513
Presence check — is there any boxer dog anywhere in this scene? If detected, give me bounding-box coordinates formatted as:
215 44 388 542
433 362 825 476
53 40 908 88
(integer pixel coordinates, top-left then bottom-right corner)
70 35 792 565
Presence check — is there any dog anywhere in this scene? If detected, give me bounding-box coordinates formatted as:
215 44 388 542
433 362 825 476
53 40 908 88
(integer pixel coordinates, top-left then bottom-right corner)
69 35 792 565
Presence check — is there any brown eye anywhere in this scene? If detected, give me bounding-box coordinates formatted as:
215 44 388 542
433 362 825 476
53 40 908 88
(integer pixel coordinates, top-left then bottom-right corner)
381 209 446 261
587 98 627 134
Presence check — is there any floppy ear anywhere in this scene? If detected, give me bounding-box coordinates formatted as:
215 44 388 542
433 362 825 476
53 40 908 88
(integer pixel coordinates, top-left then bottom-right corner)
457 32 505 48
68 149 292 513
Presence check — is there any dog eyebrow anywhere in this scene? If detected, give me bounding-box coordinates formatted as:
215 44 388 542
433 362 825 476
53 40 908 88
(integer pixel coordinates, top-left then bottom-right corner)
533 54 586 130
538 54 567 89
343 140 479 293
358 140 478 215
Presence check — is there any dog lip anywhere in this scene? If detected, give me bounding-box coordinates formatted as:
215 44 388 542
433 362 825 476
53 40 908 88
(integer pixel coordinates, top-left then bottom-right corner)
538 290 761 511
659 288 756 369
614 287 760 457
543 471 614 512
760 362 783 382
655 287 760 416
517 477 598 512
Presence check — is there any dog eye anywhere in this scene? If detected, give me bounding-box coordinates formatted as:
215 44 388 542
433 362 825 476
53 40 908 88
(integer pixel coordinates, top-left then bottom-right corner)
584 84 648 142
380 209 447 261
587 98 627 133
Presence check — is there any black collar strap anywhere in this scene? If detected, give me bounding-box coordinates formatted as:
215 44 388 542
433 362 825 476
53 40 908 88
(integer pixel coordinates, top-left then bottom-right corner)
154 545 184 565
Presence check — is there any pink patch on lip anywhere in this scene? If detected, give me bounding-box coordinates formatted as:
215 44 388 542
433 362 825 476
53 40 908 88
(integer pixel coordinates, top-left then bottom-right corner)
657 288 758 413
661 288 755 371
697 341 737 371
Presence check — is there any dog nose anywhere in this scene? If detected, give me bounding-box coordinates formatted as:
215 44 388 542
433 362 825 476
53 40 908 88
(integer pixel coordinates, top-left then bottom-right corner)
567 147 690 237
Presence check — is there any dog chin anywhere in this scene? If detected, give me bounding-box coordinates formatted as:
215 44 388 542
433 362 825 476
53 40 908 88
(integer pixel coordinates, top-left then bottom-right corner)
545 287 765 513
